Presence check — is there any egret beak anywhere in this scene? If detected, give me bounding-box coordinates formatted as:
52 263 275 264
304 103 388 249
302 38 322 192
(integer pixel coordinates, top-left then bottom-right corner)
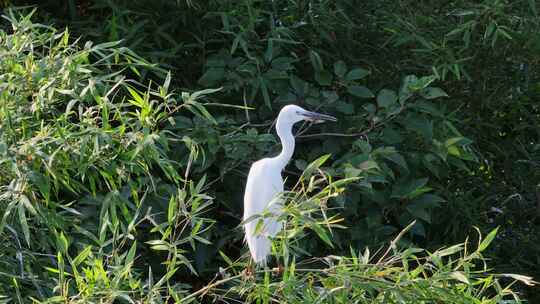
301 111 337 123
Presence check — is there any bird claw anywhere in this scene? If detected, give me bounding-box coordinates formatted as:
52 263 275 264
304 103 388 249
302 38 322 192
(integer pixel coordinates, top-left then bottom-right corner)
243 265 255 279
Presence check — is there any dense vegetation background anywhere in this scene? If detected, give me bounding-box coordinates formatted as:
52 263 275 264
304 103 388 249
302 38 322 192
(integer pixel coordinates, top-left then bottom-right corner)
0 0 539 302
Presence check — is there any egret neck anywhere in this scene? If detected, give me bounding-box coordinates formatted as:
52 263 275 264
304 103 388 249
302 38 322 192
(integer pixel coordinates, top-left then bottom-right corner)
271 117 295 171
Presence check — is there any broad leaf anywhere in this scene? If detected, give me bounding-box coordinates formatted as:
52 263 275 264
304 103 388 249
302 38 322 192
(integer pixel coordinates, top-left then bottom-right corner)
348 85 374 98
346 68 370 81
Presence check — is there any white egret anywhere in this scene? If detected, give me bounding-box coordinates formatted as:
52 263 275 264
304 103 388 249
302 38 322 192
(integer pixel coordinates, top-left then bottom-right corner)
243 104 337 265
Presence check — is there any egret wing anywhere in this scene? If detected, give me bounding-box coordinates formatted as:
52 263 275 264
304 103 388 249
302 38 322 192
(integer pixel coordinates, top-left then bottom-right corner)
243 159 284 264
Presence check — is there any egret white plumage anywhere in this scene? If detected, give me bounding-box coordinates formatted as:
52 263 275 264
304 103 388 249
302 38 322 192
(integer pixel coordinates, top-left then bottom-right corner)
243 105 337 265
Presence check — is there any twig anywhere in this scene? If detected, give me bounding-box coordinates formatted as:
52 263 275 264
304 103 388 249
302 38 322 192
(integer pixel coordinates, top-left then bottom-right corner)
298 119 374 139
298 132 369 139
376 220 416 264
180 273 243 302
243 89 250 124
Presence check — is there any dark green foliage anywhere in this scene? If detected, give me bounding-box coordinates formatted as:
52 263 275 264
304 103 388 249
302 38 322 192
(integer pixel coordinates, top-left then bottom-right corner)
1 0 539 301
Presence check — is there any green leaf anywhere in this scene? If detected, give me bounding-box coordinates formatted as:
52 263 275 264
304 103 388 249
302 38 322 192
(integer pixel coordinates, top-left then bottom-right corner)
19 194 37 216
406 203 431 223
445 137 473 147
358 160 379 171
253 218 265 236
409 75 437 91
231 33 243 54
315 70 333 86
290 76 308 96
383 153 409 172
410 221 426 237
344 165 363 178
399 76 415 103
322 90 339 103
353 139 372 153
188 101 217 125
333 60 347 78
478 227 499 252
17 204 30 246
264 39 274 62
198 68 225 86
377 89 398 108
168 196 177 224
447 145 461 157
347 85 374 98
219 251 234 266
434 244 464 258
363 103 376 114
295 159 308 171
276 92 297 103
496 27 513 40
146 240 171 251
345 68 370 81
309 50 324 71
406 115 433 141
272 57 296 70
421 87 448 99
126 241 137 265
499 273 536 286
381 127 403 144
311 223 334 248
528 0 538 16
450 271 470 284
412 194 446 207
391 178 429 199
57 231 69 254
302 154 331 179
72 245 92 267
127 87 146 108
193 235 212 245
190 87 223 100
162 71 171 95
335 101 354 114
259 77 271 108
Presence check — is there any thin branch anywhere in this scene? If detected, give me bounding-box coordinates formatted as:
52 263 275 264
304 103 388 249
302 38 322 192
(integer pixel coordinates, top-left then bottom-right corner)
376 220 416 264
180 273 244 302
298 132 369 139
243 89 250 124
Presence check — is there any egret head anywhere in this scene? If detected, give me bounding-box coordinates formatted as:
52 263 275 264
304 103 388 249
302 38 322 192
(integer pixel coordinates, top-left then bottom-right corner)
277 104 337 125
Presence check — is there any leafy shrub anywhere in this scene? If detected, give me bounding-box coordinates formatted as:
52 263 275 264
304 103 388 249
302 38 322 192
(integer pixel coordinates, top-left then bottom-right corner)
22 0 485 262
3 0 540 300
378 2 540 296
0 9 216 298
0 13 527 303
184 0 479 252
